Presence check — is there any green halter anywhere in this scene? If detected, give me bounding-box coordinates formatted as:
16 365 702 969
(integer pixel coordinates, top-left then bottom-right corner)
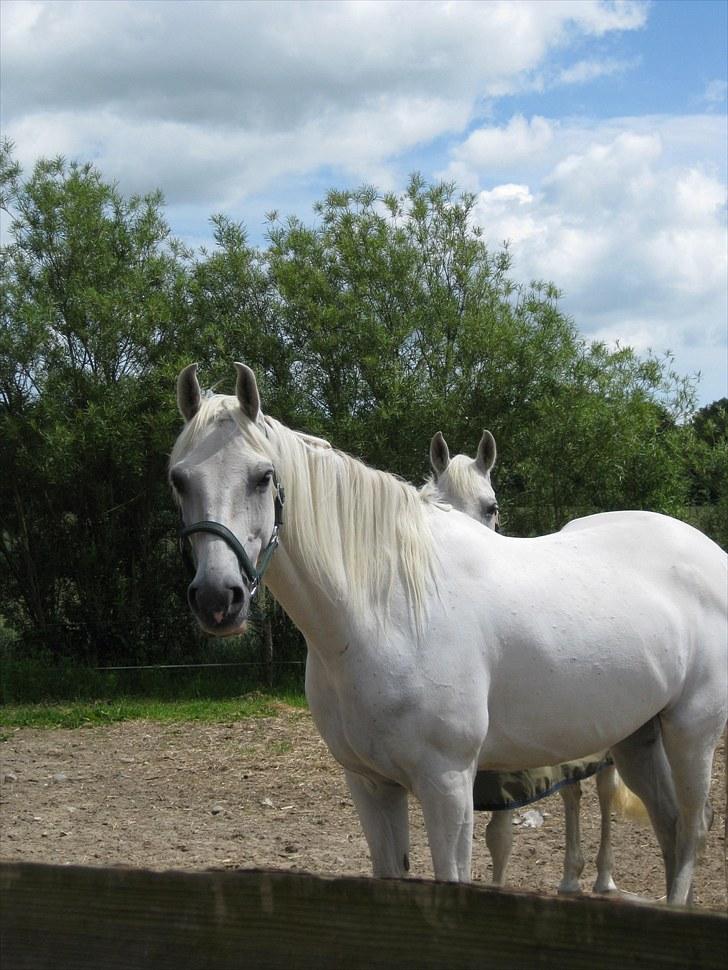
179 472 285 599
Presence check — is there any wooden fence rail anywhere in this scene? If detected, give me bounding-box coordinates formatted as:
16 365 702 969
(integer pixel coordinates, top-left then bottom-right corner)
1 862 726 970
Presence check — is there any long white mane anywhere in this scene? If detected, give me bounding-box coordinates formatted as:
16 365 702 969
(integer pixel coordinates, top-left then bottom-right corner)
171 394 436 621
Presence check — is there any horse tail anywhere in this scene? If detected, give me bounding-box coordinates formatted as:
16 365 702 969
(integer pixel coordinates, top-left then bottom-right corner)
612 770 650 825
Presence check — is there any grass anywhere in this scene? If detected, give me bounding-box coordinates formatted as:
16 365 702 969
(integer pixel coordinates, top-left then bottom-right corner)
0 691 308 730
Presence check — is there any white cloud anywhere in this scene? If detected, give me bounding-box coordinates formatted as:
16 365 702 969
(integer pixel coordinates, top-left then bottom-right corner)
542 130 662 214
4 0 723 403
8 93 471 206
467 115 727 402
555 57 635 86
448 116 556 188
555 0 648 34
1 0 650 204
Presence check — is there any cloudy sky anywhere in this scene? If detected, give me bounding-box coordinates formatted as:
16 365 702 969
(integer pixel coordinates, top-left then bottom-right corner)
2 0 726 406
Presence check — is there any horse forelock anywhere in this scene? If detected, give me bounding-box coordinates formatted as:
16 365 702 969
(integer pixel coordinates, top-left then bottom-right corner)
170 395 434 623
170 393 265 465
436 454 494 504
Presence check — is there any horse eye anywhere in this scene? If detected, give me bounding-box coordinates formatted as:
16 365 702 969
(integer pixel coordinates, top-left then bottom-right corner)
257 470 273 489
170 467 187 495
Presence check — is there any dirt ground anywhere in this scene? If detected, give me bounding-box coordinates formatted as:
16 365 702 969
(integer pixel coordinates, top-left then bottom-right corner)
1 706 726 911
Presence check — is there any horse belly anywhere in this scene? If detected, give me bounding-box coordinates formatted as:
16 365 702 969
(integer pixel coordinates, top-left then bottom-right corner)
469 528 721 769
480 694 652 771
479 615 686 770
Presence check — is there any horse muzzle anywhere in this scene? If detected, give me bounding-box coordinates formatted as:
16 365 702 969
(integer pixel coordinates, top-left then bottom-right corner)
187 576 251 636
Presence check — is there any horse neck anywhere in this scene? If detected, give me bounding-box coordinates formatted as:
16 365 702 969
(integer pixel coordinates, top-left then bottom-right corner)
263 543 355 649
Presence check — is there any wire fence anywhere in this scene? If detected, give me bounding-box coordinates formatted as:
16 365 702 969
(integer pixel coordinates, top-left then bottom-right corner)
95 661 305 671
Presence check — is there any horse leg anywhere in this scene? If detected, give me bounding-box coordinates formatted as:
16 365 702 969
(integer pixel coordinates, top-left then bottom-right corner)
414 766 475 881
609 718 678 898
557 782 585 893
593 764 619 893
658 710 723 906
485 810 513 886
345 770 410 878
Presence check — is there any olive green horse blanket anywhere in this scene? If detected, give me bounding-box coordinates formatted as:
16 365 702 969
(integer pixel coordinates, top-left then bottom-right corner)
472 753 613 812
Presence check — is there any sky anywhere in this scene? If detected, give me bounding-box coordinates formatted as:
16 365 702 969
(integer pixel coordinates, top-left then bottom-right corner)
2 0 726 407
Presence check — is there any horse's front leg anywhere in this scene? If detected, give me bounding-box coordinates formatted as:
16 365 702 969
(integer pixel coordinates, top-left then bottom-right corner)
345 770 410 878
414 766 475 882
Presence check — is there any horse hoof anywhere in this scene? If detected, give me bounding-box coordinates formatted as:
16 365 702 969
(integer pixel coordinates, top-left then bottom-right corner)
557 883 583 895
593 881 619 895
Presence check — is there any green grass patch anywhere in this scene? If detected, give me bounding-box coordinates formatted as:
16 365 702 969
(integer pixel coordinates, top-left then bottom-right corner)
0 692 307 730
275 690 308 710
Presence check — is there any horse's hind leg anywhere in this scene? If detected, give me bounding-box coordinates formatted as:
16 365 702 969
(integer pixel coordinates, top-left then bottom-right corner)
658 710 723 905
610 718 678 897
592 764 619 894
345 770 410 878
558 783 585 893
485 810 513 886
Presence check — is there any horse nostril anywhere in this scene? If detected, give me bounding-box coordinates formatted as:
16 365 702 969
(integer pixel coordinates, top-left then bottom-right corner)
187 580 245 627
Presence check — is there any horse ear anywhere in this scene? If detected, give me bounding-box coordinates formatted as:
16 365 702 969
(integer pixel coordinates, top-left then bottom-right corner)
177 363 201 422
234 362 261 421
476 430 497 474
430 431 450 476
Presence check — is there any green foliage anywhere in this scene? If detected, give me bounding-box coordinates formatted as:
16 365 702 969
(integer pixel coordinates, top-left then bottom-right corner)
683 398 728 549
0 694 298 729
0 652 305 705
184 214 303 422
1 152 193 663
267 176 699 534
1 146 722 681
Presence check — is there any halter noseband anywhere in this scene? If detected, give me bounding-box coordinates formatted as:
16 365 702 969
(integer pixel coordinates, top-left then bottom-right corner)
179 472 285 599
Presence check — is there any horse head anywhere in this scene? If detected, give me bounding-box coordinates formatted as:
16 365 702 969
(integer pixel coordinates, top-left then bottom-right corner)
429 430 499 530
170 362 283 635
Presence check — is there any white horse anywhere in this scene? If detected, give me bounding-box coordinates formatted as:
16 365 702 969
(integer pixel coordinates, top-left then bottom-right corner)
423 429 620 893
170 362 727 905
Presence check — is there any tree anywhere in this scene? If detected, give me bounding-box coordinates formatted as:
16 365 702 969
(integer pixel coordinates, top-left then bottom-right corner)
266 175 698 533
1 154 712 671
0 151 192 661
684 398 728 548
185 214 302 422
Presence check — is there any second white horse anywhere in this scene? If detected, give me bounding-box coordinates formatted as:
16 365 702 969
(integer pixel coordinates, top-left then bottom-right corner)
424 429 624 894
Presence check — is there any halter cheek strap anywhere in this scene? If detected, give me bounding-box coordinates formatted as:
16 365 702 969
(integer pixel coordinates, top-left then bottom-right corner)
179 475 286 599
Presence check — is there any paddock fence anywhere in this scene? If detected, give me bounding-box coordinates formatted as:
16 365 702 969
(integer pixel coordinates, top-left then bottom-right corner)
1 862 726 970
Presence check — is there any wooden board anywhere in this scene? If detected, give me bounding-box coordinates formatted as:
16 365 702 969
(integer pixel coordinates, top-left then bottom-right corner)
1 862 726 970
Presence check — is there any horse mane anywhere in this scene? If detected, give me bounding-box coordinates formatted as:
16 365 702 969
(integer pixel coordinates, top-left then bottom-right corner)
419 476 452 508
171 394 437 623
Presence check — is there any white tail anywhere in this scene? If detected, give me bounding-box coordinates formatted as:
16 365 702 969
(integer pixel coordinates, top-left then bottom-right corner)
612 771 651 825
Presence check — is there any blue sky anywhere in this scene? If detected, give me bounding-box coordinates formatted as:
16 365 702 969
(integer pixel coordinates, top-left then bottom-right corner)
2 0 726 407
